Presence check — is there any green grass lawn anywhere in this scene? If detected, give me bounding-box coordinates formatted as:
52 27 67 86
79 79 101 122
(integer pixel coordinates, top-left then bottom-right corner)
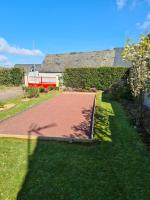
0 91 60 121
0 91 150 200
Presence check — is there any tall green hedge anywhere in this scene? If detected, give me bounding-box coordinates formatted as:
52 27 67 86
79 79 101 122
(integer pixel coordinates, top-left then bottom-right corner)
0 67 24 86
63 67 128 90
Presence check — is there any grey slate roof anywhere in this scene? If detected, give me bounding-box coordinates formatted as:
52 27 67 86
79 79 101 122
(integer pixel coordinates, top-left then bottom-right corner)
15 48 128 73
14 64 41 73
41 48 128 73
113 48 128 66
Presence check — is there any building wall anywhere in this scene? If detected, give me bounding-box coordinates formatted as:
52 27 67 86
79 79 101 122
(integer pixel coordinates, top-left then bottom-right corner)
38 72 62 77
38 72 62 87
25 72 62 87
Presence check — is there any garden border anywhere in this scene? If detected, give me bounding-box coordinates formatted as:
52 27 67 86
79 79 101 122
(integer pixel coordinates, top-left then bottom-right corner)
0 92 60 124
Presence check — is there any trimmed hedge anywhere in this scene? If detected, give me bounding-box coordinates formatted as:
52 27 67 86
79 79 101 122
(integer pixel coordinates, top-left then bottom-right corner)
63 67 128 90
0 67 24 86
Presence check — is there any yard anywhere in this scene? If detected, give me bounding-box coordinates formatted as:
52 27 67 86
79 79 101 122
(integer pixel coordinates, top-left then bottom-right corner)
0 90 59 121
0 91 150 200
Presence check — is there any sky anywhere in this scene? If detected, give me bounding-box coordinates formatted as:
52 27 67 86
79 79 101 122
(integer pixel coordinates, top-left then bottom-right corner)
0 0 150 66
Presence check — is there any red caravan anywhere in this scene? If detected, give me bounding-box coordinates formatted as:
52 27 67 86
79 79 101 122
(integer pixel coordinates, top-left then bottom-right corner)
25 71 61 89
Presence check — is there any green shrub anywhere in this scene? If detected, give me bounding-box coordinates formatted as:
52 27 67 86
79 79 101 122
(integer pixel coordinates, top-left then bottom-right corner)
0 101 4 108
39 87 45 93
48 86 54 91
55 86 59 91
63 67 128 90
25 87 39 98
110 81 132 101
0 67 24 86
10 68 24 86
21 84 26 91
85 86 90 91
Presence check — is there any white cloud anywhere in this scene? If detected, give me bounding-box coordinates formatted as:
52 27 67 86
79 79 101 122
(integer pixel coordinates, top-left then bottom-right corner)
0 55 8 62
137 13 150 29
146 0 150 6
130 0 138 8
0 55 11 66
140 21 150 29
0 38 43 56
147 13 150 19
116 0 150 10
116 0 127 9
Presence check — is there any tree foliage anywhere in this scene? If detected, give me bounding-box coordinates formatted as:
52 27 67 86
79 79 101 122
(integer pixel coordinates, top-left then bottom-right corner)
0 67 24 86
122 35 150 97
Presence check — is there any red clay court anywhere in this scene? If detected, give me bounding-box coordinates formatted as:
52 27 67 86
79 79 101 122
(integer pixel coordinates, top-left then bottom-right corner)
0 92 95 140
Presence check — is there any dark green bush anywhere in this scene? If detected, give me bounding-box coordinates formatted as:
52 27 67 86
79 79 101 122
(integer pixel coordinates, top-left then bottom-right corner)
10 68 24 86
0 101 4 108
85 86 91 91
0 67 24 86
63 67 128 90
55 86 59 91
0 68 12 86
39 87 45 93
48 86 54 91
109 79 132 100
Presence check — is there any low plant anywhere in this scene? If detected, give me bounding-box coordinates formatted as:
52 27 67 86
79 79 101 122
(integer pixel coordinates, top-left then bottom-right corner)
0 101 4 108
48 86 54 91
22 86 28 98
39 87 45 93
22 85 26 94
25 87 39 98
55 86 59 91
85 86 90 91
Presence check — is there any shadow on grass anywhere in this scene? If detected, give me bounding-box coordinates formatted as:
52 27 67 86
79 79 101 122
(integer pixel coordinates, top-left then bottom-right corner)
17 92 124 200
27 123 57 161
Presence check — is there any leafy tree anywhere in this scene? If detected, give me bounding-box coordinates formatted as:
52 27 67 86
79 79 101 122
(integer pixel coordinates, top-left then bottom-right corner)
122 34 150 124
10 67 24 86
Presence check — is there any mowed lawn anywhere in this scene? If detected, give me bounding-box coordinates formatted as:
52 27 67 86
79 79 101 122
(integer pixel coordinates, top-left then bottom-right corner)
0 92 150 200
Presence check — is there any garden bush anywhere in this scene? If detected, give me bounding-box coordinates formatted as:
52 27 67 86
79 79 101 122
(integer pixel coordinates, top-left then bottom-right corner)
23 87 39 98
10 68 24 86
0 101 4 108
48 86 54 91
111 82 132 101
0 67 24 86
63 67 128 90
55 86 59 91
39 87 45 93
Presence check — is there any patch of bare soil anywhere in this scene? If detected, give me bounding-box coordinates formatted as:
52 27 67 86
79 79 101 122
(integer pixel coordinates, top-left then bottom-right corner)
21 98 30 102
0 103 15 112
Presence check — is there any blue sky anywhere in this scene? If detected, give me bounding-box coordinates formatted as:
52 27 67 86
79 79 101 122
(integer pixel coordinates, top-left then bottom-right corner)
0 0 149 66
